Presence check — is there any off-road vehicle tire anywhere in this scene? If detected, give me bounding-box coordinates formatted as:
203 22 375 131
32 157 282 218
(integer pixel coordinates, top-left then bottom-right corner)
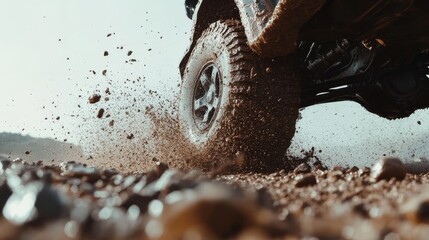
179 20 300 172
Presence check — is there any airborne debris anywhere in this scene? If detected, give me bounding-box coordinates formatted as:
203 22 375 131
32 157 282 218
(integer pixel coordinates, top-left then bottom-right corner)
97 108 105 119
88 94 101 104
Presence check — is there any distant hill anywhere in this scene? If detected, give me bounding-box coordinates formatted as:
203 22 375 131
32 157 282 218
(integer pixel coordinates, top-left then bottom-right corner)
0 132 84 163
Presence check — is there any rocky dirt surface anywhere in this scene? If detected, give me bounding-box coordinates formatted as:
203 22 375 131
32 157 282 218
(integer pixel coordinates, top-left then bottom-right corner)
1 157 429 240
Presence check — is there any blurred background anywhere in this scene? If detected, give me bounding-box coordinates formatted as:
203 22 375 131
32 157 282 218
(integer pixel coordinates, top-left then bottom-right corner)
1 0 428 170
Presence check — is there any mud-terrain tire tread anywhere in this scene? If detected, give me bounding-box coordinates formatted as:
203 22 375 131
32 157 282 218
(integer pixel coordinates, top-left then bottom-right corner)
179 20 300 172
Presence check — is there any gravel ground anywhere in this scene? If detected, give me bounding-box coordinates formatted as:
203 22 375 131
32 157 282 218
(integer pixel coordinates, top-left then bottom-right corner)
1 157 429 240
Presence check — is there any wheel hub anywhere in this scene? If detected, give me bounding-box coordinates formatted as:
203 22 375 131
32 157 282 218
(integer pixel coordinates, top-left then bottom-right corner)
192 63 222 131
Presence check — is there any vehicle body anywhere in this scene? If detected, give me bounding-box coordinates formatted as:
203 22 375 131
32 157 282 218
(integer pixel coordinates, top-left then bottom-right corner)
178 0 429 171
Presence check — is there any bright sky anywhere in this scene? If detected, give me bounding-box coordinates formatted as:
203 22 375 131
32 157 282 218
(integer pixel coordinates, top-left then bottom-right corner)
0 0 191 142
0 1 428 167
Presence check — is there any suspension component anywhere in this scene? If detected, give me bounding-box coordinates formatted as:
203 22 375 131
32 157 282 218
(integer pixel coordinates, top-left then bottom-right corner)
307 39 351 73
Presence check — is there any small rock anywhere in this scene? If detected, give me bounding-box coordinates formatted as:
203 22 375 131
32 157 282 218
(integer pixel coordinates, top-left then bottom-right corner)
97 109 105 119
33 184 68 224
331 166 345 173
313 161 327 171
155 162 169 176
402 192 429 224
3 182 66 225
371 157 406 182
151 182 285 240
328 170 344 180
353 203 369 218
293 163 311 174
348 166 360 173
235 151 247 168
102 169 119 180
0 160 11 172
61 163 101 183
121 193 155 214
123 175 137 189
0 180 12 212
88 94 101 104
295 174 317 188
359 167 371 177
142 170 185 197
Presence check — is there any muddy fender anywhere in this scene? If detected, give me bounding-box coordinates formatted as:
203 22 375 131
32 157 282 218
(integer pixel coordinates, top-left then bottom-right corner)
179 0 241 78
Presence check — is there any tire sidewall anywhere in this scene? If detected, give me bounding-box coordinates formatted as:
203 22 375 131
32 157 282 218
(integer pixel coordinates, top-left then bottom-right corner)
179 31 232 148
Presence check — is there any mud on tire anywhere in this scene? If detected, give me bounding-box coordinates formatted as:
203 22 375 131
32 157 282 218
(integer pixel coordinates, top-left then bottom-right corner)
179 20 300 172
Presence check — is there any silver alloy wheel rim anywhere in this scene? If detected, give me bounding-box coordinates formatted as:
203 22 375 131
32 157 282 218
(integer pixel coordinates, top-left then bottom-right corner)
192 63 222 131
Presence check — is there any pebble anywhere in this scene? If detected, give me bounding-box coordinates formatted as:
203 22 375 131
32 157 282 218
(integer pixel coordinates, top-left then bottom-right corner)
121 193 155 213
371 157 406 182
293 163 311 174
0 180 12 212
348 166 360 173
0 160 11 172
402 191 429 224
150 182 285 240
3 182 66 225
2 158 429 239
61 163 101 183
97 108 105 118
126 133 134 140
295 174 317 188
88 94 101 104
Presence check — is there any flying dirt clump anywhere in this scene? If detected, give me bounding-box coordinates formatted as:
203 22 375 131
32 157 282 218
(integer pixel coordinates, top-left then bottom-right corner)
97 108 105 119
88 94 101 104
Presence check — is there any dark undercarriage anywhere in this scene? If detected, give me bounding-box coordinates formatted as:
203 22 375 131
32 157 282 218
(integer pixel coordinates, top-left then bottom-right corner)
299 0 429 119
185 0 429 119
298 39 429 119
